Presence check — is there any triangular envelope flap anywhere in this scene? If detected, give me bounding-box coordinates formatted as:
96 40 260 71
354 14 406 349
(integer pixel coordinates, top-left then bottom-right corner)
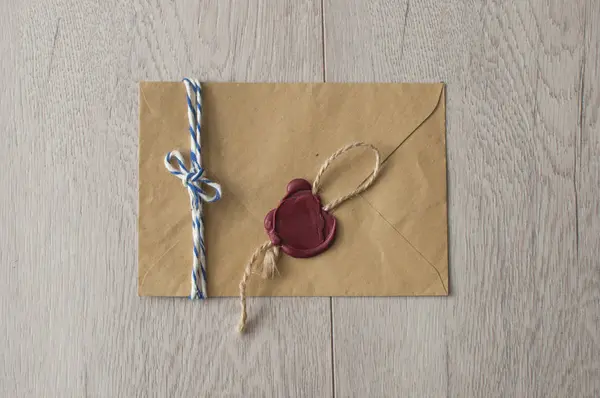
202 83 444 214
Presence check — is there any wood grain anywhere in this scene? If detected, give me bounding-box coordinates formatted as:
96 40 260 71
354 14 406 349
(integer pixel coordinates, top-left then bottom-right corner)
325 0 600 396
0 1 332 397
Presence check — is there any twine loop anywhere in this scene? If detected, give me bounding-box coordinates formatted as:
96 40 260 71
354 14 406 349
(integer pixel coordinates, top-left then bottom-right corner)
313 142 381 211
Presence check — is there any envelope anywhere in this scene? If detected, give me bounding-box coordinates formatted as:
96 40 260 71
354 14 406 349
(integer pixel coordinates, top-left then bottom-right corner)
138 82 448 297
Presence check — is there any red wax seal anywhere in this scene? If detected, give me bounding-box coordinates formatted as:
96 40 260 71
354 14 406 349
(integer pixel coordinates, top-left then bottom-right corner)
264 178 337 258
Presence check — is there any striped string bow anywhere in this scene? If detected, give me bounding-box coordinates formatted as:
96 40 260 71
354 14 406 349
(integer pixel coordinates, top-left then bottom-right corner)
164 78 222 299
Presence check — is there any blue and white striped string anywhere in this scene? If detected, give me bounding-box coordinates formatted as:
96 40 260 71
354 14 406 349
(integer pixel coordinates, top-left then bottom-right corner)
164 78 222 300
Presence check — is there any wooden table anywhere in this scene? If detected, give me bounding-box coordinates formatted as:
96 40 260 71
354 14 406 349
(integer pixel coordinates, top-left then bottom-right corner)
1 1 598 396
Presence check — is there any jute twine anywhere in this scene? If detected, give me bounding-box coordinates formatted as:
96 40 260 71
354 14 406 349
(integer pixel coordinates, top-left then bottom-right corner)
238 142 381 332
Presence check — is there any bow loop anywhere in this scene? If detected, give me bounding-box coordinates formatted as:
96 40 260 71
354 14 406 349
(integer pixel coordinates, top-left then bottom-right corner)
164 150 222 208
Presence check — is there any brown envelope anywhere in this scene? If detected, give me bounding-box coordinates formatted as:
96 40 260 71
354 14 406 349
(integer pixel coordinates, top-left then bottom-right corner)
138 82 448 297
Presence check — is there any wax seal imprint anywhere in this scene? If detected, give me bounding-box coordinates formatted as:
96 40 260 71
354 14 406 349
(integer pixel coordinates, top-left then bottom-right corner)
264 178 336 258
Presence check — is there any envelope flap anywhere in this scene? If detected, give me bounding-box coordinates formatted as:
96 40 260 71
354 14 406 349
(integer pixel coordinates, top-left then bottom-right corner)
201 82 445 214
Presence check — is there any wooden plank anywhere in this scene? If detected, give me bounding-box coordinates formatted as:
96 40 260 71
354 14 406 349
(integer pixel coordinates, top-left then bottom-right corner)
325 0 599 396
577 2 600 396
446 2 596 395
324 1 449 396
0 1 332 397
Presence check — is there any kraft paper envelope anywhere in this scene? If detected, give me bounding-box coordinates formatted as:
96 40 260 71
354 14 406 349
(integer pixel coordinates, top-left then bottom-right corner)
139 82 448 297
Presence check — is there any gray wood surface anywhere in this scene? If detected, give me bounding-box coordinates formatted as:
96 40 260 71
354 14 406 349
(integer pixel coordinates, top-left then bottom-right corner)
1 0 599 397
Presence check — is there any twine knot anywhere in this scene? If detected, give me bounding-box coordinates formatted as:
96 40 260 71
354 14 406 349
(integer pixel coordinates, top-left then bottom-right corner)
165 151 221 208
259 245 280 279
